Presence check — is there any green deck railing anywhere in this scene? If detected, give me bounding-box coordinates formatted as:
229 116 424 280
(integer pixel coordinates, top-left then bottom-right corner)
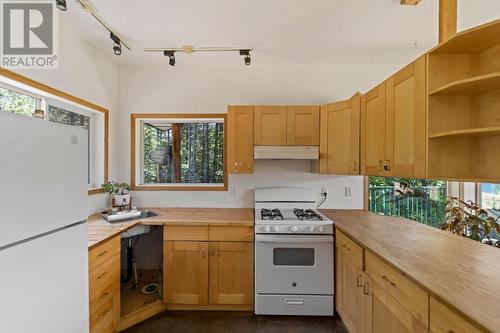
368 186 447 228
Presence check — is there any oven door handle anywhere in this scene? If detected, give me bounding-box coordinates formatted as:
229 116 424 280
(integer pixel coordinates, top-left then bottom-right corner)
255 235 334 243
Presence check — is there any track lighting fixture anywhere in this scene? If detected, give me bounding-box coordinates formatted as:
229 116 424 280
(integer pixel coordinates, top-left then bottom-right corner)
240 49 251 65
164 51 176 66
145 47 254 66
110 32 122 56
55 0 67 11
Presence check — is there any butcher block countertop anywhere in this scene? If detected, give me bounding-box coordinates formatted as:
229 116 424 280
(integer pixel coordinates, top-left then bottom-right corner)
87 208 254 250
320 209 500 333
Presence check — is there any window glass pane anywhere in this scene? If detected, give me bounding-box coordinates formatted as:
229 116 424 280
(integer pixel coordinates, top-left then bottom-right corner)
0 86 38 117
143 122 224 184
481 183 500 211
48 105 91 184
368 177 447 228
273 248 315 266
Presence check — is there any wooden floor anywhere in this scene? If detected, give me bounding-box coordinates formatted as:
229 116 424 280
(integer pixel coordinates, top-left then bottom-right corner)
122 311 348 333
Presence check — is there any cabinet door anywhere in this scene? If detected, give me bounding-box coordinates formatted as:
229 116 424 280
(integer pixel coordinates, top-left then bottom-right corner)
208 242 253 305
336 243 365 333
254 106 287 145
286 106 320 145
319 94 360 175
364 275 427 333
164 241 209 305
361 83 387 176
386 56 426 178
227 106 254 174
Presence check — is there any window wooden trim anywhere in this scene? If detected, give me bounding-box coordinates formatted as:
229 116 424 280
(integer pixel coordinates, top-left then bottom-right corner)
130 113 228 191
0 68 109 195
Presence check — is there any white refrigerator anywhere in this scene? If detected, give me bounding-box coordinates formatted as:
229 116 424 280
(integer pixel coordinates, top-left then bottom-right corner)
0 111 90 333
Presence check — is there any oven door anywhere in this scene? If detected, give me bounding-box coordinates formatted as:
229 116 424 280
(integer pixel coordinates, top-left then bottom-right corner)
255 234 334 295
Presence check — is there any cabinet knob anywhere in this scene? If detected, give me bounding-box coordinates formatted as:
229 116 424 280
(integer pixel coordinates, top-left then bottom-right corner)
356 274 363 288
384 160 391 172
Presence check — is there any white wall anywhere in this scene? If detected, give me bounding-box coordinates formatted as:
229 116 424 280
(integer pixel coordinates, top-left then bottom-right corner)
11 16 120 214
117 64 400 209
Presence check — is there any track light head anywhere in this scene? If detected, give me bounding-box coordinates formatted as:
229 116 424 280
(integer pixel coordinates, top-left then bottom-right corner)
110 33 122 56
239 49 251 65
164 51 176 66
55 0 67 11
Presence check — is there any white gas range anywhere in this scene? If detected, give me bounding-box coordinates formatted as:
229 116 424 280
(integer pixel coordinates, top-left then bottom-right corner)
254 187 334 316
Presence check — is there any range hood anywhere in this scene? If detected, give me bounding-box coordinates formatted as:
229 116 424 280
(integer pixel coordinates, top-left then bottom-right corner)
254 146 319 160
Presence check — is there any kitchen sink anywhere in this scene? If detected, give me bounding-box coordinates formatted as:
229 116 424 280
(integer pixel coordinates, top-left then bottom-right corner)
101 210 159 238
102 209 159 223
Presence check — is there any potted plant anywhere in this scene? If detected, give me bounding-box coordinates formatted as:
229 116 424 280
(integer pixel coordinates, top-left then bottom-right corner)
441 197 500 247
102 181 131 207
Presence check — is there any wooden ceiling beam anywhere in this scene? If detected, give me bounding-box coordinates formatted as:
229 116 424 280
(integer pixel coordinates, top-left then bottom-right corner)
439 0 458 43
401 0 422 5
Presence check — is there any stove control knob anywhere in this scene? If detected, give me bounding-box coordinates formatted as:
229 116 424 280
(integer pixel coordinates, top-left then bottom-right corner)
272 226 279 232
290 226 298 232
263 226 270 232
309 226 315 233
318 226 324 233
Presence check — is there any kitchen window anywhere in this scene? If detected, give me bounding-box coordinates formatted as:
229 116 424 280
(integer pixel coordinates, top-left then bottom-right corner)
131 114 227 190
0 76 108 194
480 183 500 213
367 176 448 228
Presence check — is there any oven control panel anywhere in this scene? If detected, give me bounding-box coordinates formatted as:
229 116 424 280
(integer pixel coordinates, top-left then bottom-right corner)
256 224 333 234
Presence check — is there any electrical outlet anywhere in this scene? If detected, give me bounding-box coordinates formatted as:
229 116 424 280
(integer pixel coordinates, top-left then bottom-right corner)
321 187 329 195
345 186 352 197
229 186 236 196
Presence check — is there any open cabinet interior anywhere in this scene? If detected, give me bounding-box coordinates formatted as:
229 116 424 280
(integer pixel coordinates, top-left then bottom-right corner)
427 20 500 182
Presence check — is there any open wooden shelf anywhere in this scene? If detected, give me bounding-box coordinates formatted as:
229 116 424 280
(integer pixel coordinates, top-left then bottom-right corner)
430 19 500 54
429 72 500 96
428 126 500 139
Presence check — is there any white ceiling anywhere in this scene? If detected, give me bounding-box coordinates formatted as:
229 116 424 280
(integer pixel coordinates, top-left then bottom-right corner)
60 0 500 67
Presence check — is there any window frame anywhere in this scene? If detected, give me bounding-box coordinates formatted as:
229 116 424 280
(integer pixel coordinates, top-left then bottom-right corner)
0 68 109 195
131 113 228 191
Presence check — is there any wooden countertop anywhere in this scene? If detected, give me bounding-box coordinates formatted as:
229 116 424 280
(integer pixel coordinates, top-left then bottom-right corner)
87 208 254 250
320 209 500 333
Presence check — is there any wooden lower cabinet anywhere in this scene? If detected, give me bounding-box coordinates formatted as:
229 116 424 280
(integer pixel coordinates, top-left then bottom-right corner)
363 274 427 333
209 242 253 305
89 237 120 333
164 241 209 305
335 236 365 333
163 229 254 310
429 296 483 333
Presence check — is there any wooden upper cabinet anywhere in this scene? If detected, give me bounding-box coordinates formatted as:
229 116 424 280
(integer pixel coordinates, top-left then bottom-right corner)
286 106 320 145
319 94 360 175
254 106 287 145
209 242 253 306
385 56 427 179
361 82 387 176
227 106 254 174
164 241 209 305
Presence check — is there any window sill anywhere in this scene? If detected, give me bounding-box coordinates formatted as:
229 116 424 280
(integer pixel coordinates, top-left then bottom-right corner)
88 187 104 195
132 185 228 191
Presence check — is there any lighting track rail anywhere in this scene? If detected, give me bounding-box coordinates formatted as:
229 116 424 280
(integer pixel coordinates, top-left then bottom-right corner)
144 46 254 66
74 0 132 52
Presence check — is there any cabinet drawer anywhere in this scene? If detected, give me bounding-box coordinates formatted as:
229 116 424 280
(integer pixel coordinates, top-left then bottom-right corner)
89 236 120 271
335 230 363 267
164 225 209 241
430 297 483 333
365 251 428 326
89 254 120 300
90 296 113 332
209 226 254 241
90 277 119 312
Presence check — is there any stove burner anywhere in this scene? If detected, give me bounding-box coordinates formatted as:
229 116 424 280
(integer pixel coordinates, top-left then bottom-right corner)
293 208 323 221
261 209 283 220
